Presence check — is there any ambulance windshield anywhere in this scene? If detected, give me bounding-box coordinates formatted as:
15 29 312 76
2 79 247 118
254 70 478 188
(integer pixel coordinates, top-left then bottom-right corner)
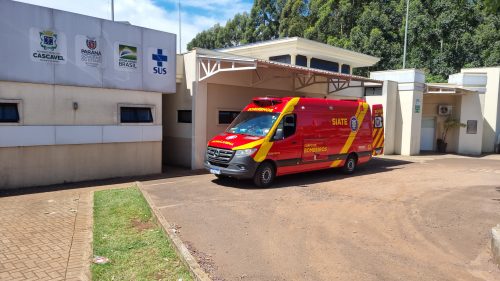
226 112 280 137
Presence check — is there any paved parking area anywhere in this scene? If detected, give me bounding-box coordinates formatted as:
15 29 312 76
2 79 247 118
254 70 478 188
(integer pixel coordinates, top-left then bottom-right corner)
142 156 500 281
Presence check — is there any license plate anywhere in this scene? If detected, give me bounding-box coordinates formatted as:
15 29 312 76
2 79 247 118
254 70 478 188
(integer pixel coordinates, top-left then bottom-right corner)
210 168 221 175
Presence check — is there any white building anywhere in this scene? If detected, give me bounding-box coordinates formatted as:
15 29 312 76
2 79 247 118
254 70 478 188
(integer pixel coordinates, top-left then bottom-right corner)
0 0 176 189
165 38 382 169
167 38 500 170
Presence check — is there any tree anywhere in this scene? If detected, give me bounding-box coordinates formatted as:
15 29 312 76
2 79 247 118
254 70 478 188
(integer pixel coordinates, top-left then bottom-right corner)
278 0 308 37
246 0 283 42
187 0 500 80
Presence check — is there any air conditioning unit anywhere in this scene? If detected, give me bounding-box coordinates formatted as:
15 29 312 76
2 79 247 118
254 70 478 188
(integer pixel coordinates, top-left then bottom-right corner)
438 105 452 116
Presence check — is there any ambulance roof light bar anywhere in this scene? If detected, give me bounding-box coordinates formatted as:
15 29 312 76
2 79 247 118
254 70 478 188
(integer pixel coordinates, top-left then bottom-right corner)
252 97 283 107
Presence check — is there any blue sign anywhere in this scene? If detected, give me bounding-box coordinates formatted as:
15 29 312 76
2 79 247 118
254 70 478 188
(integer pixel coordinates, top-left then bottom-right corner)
152 49 167 66
151 49 168 75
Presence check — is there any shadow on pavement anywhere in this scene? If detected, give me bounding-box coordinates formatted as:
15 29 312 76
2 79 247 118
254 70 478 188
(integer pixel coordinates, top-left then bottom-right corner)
211 157 412 189
0 165 206 197
0 158 412 196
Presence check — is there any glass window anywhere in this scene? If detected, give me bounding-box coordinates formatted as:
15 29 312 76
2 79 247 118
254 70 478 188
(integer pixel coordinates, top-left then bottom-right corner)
218 111 240 124
273 114 296 140
341 64 351 74
226 112 279 137
310 58 339 72
364 87 382 96
296 55 307 67
269 55 291 64
120 107 153 123
177 110 192 123
0 103 20 123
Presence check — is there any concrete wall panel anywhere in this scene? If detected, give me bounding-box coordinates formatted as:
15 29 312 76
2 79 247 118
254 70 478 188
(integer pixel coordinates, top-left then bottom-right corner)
0 142 162 189
0 0 54 83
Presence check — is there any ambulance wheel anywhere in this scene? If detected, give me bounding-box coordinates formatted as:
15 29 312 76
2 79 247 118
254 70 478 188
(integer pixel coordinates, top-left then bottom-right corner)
253 162 275 188
342 154 357 174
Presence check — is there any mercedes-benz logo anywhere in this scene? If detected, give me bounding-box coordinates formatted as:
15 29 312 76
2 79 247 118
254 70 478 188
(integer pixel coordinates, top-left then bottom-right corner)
214 149 220 157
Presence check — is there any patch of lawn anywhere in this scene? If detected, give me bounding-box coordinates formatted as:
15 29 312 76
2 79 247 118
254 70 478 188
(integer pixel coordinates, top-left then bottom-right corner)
92 186 192 281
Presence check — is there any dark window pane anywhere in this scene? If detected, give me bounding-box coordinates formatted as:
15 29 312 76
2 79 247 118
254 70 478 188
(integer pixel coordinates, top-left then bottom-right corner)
296 55 307 67
120 107 153 123
341 64 351 74
364 87 382 96
219 111 240 124
269 55 291 64
310 58 339 72
0 103 20 123
178 110 192 123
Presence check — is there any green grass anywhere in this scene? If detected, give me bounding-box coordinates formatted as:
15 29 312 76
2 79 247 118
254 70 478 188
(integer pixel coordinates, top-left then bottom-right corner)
92 186 192 281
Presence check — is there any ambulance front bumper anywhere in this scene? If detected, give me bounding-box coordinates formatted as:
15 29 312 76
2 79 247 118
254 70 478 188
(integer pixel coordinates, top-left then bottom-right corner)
204 151 259 179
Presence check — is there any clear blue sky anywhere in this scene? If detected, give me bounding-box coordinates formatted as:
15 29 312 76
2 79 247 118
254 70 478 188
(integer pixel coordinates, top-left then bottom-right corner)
15 0 254 52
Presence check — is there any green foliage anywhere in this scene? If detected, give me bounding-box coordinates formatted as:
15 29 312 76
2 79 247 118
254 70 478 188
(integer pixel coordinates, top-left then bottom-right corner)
187 0 500 80
441 117 466 143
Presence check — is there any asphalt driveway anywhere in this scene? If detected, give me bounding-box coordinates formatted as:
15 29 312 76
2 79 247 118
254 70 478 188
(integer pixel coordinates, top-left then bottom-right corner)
142 155 500 281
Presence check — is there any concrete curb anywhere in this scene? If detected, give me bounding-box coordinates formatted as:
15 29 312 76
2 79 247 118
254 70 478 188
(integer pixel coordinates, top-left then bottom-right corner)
492 225 500 267
136 181 212 281
65 190 93 281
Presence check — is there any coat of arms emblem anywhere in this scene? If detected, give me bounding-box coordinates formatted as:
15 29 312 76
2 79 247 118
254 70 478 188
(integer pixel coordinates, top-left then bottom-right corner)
39 30 57 51
86 38 97 50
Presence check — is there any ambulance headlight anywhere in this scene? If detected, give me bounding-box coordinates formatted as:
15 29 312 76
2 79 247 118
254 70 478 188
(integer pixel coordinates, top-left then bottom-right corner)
234 148 257 157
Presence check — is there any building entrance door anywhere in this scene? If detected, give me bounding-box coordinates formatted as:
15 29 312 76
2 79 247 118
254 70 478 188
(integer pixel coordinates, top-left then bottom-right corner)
421 117 436 151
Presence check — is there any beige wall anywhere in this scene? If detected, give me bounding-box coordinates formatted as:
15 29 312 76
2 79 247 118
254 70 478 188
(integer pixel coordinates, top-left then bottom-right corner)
457 94 484 155
422 94 461 152
162 71 193 167
0 81 162 125
461 67 500 153
365 81 397 154
0 142 161 189
0 81 164 189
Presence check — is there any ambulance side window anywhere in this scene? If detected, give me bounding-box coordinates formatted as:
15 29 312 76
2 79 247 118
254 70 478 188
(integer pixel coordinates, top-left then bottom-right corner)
273 114 296 140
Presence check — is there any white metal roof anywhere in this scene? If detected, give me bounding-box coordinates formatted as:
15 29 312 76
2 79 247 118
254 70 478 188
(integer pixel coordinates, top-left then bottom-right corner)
195 48 382 84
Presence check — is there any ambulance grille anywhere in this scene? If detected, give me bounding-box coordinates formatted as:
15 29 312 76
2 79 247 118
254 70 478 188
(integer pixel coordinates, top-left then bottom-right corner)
207 147 234 163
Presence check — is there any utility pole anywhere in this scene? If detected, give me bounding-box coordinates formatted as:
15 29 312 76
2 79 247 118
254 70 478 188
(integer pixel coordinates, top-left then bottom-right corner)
111 0 114 21
178 0 182 53
403 0 409 69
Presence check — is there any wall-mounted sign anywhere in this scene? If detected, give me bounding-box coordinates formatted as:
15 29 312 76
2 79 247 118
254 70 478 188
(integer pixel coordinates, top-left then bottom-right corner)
415 98 421 113
148 47 168 75
75 35 102 68
30 28 67 64
466 120 477 134
115 43 138 71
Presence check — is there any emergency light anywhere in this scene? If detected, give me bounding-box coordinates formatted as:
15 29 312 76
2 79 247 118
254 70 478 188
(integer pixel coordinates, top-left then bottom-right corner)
252 97 283 107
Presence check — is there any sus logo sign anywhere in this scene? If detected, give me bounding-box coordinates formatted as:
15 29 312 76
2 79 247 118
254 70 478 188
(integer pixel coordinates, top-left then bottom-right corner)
151 48 168 75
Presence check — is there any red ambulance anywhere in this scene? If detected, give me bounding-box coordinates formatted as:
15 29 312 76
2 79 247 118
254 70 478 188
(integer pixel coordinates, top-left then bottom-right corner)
205 97 384 187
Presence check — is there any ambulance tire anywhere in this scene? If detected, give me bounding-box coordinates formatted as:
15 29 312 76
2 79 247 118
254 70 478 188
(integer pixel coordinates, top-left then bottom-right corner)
253 162 275 188
342 154 357 174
